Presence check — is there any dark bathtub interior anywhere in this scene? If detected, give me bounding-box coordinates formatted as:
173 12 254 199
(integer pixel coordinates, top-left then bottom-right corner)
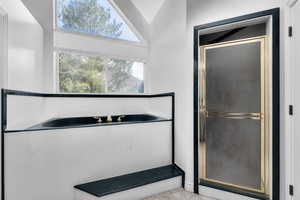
27 114 169 131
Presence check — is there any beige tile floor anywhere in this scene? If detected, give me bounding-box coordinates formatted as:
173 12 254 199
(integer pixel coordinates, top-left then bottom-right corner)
144 189 218 200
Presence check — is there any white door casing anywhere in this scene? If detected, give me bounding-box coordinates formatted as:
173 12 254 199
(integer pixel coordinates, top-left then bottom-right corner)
288 0 299 200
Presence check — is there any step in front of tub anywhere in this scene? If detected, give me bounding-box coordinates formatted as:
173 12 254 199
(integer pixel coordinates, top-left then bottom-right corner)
74 164 184 200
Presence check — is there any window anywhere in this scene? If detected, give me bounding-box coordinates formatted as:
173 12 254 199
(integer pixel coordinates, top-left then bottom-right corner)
57 0 140 42
58 52 144 94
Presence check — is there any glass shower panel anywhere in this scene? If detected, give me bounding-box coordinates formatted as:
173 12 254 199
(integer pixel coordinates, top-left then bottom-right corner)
206 42 261 113
199 37 267 194
205 118 261 190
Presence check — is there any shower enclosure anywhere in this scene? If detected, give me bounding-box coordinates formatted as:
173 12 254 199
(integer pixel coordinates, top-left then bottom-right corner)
199 36 269 195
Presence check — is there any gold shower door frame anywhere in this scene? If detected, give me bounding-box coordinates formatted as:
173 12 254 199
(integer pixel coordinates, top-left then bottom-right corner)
199 36 269 195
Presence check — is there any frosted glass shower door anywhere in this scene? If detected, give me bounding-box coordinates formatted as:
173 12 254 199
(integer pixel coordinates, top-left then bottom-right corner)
199 37 268 194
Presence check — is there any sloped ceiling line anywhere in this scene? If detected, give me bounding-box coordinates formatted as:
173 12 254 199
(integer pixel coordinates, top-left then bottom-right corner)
21 0 53 31
130 0 166 24
111 0 150 43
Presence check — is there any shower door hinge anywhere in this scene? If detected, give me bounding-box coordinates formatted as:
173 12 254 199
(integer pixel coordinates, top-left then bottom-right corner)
289 105 294 116
289 26 293 37
289 185 294 196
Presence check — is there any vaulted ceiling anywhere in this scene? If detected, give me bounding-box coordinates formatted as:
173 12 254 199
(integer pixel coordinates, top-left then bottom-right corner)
21 0 53 31
130 0 166 24
20 0 166 30
20 0 165 41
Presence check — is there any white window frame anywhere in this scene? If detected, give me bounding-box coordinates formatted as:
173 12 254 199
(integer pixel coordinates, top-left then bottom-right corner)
55 49 146 94
53 0 147 45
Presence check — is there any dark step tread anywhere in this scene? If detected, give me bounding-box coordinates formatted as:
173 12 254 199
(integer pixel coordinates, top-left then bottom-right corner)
74 164 184 197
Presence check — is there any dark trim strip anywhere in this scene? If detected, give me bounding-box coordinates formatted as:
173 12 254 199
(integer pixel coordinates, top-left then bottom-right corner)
172 93 175 164
193 26 199 194
272 8 280 200
193 8 280 200
1 89 7 131
4 119 172 134
1 89 6 200
2 89 174 98
174 164 185 188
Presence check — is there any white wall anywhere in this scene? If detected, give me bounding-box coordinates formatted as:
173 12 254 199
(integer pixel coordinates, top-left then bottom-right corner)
0 0 44 92
6 122 172 200
148 0 287 198
0 1 44 198
43 30 55 92
148 0 190 190
0 8 8 89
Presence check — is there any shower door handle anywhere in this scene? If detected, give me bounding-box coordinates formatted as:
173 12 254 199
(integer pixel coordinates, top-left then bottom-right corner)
200 111 262 143
199 110 206 143
207 112 262 120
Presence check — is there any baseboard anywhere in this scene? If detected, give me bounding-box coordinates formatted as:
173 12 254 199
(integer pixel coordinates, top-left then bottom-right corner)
185 182 194 193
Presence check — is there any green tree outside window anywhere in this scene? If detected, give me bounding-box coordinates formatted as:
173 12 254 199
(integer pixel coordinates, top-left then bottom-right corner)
57 0 144 93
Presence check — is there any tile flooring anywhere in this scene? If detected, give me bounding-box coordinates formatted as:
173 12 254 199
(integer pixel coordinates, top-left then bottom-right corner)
144 189 218 200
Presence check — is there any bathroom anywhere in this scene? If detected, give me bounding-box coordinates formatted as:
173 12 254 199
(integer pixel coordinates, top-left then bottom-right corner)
0 0 299 200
